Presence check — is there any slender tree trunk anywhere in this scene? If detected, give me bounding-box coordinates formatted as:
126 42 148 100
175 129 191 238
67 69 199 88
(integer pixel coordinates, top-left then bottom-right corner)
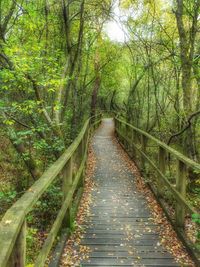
91 53 101 117
9 130 41 182
175 0 200 157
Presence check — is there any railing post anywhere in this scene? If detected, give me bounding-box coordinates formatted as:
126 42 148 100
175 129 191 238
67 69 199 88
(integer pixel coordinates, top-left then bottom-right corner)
121 123 126 147
79 136 86 188
141 135 147 173
158 146 166 197
131 129 136 159
8 220 26 267
62 157 73 227
114 118 116 127
175 160 187 229
117 121 122 140
119 121 122 138
81 136 84 157
125 124 130 149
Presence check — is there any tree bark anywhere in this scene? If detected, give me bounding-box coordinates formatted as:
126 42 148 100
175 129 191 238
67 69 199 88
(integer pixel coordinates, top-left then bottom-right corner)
91 53 101 117
175 0 200 157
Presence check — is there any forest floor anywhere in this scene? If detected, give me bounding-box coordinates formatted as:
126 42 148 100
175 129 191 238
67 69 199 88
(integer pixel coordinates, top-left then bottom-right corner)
0 134 23 220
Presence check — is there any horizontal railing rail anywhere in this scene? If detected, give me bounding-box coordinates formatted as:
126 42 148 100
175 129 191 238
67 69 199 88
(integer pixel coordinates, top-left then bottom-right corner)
115 117 200 264
0 113 102 267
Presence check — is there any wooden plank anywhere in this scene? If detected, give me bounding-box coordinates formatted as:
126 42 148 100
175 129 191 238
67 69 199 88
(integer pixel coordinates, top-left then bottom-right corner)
175 160 187 228
81 257 179 266
89 251 174 259
62 157 73 228
81 264 179 266
79 244 168 252
48 229 70 267
81 238 160 246
74 118 183 267
158 146 166 197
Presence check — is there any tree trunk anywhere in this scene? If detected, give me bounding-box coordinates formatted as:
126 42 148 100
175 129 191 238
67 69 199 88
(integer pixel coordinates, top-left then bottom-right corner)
175 0 200 158
91 53 101 117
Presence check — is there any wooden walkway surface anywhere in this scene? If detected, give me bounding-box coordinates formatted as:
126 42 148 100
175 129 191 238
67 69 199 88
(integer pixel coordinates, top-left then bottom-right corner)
65 118 180 266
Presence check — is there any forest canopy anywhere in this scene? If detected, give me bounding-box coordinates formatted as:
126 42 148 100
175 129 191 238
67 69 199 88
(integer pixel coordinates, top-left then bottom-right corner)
0 0 200 214
0 0 200 264
0 0 200 202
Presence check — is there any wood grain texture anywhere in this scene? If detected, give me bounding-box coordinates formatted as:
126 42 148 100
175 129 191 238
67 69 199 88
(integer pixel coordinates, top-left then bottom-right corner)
115 117 200 171
0 114 102 267
78 118 180 267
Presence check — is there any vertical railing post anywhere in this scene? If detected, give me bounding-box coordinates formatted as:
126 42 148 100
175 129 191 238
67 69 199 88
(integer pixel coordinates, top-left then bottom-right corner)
118 120 122 140
158 146 166 197
125 124 129 149
118 121 122 141
80 133 85 159
86 125 90 155
118 120 121 139
79 135 86 188
8 220 26 267
175 160 187 229
115 119 119 139
62 157 73 227
141 135 147 173
135 132 139 162
131 129 136 159
121 123 126 147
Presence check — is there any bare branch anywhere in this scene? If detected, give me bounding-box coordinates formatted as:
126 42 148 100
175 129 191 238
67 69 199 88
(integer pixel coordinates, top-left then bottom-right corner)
167 109 200 145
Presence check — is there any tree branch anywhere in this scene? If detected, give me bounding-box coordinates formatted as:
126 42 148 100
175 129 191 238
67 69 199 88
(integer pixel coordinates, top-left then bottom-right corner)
4 112 31 129
167 109 200 145
26 74 53 127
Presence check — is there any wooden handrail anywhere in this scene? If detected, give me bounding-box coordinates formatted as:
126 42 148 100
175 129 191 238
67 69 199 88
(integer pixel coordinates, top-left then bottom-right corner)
116 118 200 171
0 114 102 267
115 117 200 264
115 128 196 213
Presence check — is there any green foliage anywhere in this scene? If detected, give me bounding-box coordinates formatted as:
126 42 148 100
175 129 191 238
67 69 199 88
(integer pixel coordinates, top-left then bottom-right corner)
192 214 200 249
0 190 17 205
28 184 63 229
25 184 63 262
0 0 200 263
26 227 40 264
192 213 200 224
0 190 18 220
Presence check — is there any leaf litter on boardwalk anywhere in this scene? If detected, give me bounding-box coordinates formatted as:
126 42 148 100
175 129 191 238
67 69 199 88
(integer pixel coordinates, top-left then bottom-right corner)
61 132 195 267
115 138 195 267
60 144 96 267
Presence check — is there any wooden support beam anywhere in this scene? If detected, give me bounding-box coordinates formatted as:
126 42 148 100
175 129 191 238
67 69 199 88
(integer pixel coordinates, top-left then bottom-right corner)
158 146 166 197
131 129 136 159
141 135 147 172
62 157 73 228
7 221 26 267
175 160 187 229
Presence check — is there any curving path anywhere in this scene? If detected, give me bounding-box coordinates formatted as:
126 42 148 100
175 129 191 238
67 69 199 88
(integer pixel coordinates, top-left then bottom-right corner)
71 119 180 266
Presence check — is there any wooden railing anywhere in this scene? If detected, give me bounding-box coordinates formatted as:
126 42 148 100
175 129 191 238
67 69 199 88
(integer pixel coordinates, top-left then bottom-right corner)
115 117 200 264
0 114 102 267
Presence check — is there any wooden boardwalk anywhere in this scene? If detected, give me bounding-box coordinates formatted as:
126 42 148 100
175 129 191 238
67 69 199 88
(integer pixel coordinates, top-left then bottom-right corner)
1 116 198 267
75 118 180 267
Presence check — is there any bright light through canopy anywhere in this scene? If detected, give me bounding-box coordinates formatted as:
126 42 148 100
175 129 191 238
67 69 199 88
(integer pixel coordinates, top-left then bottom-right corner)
104 0 128 43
